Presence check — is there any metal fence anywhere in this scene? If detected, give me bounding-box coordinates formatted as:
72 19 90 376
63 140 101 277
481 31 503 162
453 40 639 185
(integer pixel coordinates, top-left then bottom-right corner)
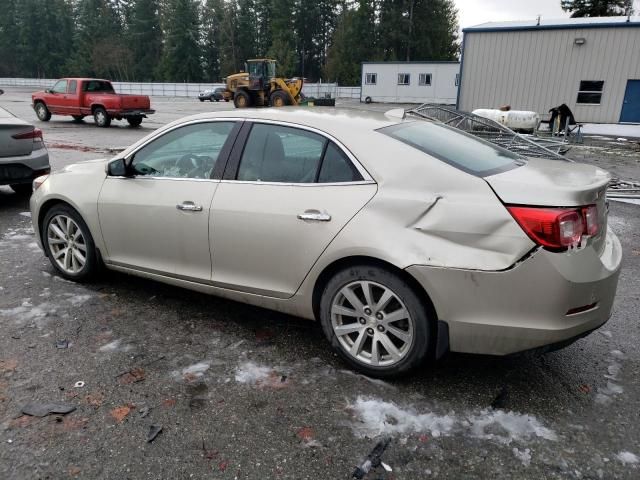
0 78 361 99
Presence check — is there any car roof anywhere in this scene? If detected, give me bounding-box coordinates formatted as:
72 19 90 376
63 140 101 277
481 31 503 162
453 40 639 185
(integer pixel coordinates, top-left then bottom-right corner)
174 107 403 138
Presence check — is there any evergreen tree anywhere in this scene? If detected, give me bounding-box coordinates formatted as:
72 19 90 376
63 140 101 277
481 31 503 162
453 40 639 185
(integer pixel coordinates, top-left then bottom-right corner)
128 0 162 81
201 0 222 81
0 0 22 76
561 0 632 17
159 0 203 81
268 0 297 77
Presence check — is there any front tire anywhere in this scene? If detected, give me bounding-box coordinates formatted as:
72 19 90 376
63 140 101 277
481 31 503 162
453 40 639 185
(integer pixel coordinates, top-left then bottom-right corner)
319 265 434 378
35 102 51 121
270 90 289 107
93 107 111 128
42 204 98 282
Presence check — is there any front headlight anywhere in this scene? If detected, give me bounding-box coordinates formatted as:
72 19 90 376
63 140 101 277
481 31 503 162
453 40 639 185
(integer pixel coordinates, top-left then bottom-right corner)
33 174 49 191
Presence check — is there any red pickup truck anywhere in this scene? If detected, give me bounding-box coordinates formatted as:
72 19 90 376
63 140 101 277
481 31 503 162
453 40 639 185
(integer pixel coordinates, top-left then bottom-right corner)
31 78 155 128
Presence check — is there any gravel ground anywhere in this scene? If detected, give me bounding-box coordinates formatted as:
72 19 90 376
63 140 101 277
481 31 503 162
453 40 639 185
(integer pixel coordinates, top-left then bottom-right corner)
1 87 639 479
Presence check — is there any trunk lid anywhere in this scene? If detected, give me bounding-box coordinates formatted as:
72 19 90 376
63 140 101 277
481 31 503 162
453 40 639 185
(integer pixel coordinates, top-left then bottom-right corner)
485 158 611 253
0 107 35 157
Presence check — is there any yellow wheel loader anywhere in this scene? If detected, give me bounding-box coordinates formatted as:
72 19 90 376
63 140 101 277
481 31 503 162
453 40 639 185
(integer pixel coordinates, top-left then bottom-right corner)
222 59 304 108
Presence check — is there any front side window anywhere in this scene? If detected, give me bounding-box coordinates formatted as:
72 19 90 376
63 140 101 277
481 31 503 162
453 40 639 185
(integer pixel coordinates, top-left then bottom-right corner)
131 122 235 179
51 80 67 94
236 123 363 183
577 80 604 104
379 121 525 177
419 73 432 86
365 73 377 85
398 73 410 85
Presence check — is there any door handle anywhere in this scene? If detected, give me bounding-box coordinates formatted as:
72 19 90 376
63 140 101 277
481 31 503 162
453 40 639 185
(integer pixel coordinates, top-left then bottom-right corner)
176 201 203 212
297 210 331 222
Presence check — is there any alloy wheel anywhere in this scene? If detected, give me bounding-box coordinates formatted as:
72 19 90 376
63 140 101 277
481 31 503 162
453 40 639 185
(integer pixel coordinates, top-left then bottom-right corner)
331 280 414 367
47 214 87 275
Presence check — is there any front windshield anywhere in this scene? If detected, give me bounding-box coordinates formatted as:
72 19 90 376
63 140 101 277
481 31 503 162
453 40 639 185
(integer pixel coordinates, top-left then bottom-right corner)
266 61 276 78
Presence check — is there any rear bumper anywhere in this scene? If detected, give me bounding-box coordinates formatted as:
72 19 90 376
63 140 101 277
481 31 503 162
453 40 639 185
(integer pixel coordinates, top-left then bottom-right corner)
0 148 50 185
406 227 622 355
108 109 155 118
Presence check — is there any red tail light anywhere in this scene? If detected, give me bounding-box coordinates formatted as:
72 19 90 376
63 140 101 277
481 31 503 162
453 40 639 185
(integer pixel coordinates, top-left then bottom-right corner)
12 128 43 140
507 205 599 251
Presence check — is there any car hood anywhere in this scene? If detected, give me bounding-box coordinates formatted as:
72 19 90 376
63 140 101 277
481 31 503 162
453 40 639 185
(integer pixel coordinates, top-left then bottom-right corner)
53 158 109 176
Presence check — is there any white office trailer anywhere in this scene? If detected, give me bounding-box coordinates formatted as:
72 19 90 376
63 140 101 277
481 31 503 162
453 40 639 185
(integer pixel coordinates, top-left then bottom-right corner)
360 62 460 104
458 16 640 123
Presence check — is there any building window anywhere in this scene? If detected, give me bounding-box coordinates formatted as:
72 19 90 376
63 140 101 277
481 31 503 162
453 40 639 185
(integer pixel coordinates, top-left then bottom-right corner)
398 73 410 86
418 73 432 86
365 73 377 85
577 80 604 104
455 73 460 86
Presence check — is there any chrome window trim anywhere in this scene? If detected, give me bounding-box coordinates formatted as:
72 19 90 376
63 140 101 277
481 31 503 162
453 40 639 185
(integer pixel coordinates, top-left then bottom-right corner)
235 117 375 183
218 179 376 187
107 175 221 183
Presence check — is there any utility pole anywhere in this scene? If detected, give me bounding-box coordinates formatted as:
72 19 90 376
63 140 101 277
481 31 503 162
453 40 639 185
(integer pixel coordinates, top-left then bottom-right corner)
406 0 414 61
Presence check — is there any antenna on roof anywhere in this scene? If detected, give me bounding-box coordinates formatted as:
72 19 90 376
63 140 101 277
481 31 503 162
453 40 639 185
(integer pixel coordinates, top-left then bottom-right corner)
536 15 541 26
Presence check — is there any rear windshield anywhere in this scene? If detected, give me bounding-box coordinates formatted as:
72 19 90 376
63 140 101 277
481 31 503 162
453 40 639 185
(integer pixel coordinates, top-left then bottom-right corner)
379 121 526 177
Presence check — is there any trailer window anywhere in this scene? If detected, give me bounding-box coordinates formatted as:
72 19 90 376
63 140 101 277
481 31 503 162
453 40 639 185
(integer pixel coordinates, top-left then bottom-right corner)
397 74 410 86
379 121 525 177
418 74 432 86
365 73 377 85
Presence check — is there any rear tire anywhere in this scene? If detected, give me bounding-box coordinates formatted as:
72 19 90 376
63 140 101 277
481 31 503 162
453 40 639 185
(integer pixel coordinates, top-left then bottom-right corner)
10 184 32 195
42 204 98 282
233 90 251 108
93 107 111 128
319 264 434 378
35 102 51 121
126 116 143 128
199 98 205 102
270 90 289 107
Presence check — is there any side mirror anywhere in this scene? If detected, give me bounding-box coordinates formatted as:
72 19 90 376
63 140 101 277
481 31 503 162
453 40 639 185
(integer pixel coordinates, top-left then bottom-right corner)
107 158 128 177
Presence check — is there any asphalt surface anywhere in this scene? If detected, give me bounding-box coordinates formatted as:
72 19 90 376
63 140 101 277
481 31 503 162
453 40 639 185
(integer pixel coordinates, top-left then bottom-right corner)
1 87 639 479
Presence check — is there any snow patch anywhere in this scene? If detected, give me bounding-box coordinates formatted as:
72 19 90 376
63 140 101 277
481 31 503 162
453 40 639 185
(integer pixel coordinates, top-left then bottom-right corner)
0 299 56 327
173 362 211 380
19 212 31 218
64 294 92 306
348 397 557 446
616 451 639 465
235 361 273 384
513 447 532 467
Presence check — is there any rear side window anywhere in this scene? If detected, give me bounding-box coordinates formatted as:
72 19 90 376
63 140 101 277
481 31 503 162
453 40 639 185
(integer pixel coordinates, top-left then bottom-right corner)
318 143 362 183
67 80 77 94
236 123 363 183
379 121 525 177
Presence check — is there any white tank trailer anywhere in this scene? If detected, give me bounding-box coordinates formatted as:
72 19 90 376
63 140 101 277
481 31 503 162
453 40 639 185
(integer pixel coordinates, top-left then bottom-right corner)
472 109 540 131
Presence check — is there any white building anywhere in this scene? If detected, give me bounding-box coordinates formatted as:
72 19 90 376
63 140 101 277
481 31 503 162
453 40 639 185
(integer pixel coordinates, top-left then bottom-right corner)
458 17 640 124
360 61 460 104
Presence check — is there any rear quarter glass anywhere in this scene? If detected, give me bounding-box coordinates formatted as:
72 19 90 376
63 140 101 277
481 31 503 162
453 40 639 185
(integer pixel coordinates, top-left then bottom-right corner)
378 121 526 177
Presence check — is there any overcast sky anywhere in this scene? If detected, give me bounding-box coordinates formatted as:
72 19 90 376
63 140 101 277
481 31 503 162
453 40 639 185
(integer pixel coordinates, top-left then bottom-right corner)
454 0 640 29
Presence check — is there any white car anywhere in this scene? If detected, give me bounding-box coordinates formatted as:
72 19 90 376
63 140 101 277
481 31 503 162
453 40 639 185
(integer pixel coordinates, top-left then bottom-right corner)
29 108 621 377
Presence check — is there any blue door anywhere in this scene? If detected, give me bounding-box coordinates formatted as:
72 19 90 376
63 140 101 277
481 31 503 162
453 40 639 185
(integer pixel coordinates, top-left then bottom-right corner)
620 80 640 123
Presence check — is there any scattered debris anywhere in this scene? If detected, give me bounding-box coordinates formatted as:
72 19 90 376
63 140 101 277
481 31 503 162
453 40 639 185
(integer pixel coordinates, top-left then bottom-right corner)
22 401 76 417
352 437 392 479
118 367 146 384
0 358 18 372
110 405 132 423
74 381 85 388
146 424 163 443
85 393 104 408
162 398 176 408
139 406 150 418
